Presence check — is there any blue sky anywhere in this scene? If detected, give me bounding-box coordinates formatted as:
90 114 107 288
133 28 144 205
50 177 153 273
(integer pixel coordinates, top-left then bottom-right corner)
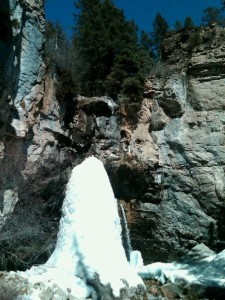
45 0 222 37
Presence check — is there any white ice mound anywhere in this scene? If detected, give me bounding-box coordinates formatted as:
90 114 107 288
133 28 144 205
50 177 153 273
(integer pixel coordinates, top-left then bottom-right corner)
17 157 143 299
47 156 143 295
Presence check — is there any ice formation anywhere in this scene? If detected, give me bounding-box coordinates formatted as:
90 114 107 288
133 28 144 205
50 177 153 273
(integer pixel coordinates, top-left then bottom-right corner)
131 249 225 289
46 156 143 295
12 156 225 299
17 157 143 298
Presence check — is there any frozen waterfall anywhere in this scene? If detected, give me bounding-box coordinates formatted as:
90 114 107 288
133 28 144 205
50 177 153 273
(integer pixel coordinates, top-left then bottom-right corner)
46 156 143 295
17 156 144 299
8 157 225 299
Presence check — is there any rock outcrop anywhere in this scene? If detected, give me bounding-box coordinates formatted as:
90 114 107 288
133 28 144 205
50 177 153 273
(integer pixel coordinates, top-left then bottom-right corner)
0 0 67 271
121 27 225 263
1 3 225 297
0 0 45 130
0 0 46 213
63 37 225 264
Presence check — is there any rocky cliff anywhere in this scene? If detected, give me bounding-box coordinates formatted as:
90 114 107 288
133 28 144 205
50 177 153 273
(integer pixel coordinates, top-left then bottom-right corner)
0 0 45 191
0 0 63 268
1 0 225 277
67 26 225 264
124 26 225 263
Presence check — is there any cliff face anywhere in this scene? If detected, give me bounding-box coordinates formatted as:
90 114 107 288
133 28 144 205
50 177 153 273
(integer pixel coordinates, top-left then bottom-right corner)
124 27 225 262
0 0 65 267
1 1 225 272
0 0 45 131
0 0 47 224
51 26 225 264
99 27 225 263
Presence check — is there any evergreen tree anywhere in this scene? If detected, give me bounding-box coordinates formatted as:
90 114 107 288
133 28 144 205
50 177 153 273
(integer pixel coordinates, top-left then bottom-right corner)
152 13 169 59
202 6 225 26
140 31 154 57
139 30 155 75
222 0 225 10
45 22 79 124
73 0 147 99
174 21 182 31
45 21 68 72
184 16 195 29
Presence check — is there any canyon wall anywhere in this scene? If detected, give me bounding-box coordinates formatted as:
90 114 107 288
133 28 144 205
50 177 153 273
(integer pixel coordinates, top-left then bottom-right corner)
121 27 225 262
0 0 66 267
0 0 43 221
1 0 225 269
91 27 225 263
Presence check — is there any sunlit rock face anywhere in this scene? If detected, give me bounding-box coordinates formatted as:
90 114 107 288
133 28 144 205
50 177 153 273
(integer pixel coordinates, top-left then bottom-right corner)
13 157 145 299
112 27 225 263
9 0 45 118
0 0 45 129
0 0 65 242
0 0 49 253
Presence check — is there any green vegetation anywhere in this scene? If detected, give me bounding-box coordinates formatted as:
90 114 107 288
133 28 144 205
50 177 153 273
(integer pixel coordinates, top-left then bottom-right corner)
173 17 195 31
151 13 169 60
184 16 195 29
174 21 182 31
222 0 225 10
45 21 79 124
73 0 152 100
202 6 225 26
45 0 155 102
44 0 225 104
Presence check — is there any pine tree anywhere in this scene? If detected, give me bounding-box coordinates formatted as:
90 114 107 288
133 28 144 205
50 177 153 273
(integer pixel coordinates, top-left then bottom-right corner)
152 13 169 59
73 0 147 99
45 21 68 72
174 21 182 31
140 31 154 57
222 0 225 10
138 30 155 76
202 6 225 26
184 16 195 29
45 22 79 124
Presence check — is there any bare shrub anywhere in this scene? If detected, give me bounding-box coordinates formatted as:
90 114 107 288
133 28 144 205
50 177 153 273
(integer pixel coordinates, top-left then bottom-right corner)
0 161 67 271
0 185 60 271
0 135 70 272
